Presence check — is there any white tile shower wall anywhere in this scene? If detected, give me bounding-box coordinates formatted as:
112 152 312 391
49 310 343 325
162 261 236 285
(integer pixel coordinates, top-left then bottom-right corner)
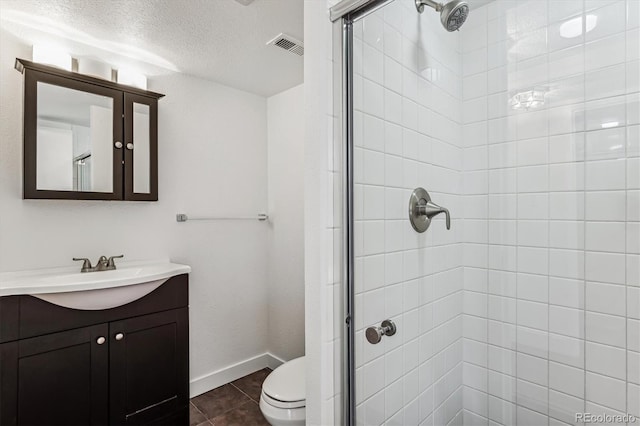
353 1 465 424
461 0 639 424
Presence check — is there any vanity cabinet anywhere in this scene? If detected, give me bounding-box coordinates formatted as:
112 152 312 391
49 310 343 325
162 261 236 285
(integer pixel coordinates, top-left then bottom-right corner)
0 274 189 425
16 59 163 201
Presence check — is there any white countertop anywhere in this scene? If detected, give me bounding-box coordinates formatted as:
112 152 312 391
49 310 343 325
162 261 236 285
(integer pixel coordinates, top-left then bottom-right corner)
0 259 191 297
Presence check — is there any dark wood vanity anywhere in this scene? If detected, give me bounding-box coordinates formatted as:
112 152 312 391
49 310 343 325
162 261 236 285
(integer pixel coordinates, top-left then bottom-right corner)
0 274 189 425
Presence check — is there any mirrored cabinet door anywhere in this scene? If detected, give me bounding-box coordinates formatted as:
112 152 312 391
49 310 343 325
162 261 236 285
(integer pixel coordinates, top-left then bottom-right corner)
124 93 157 201
24 70 124 200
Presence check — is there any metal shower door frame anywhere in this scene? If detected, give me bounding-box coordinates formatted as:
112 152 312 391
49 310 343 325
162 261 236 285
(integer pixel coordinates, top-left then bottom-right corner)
333 1 394 424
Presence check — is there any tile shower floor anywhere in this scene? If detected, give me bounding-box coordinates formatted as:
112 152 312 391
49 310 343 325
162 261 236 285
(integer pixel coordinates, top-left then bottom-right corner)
189 368 271 426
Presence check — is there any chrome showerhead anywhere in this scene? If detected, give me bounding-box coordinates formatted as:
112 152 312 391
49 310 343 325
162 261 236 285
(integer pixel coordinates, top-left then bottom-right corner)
415 0 469 32
440 0 469 30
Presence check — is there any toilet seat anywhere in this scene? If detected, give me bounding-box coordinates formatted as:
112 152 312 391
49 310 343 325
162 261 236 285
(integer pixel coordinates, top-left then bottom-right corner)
261 391 305 409
261 356 305 405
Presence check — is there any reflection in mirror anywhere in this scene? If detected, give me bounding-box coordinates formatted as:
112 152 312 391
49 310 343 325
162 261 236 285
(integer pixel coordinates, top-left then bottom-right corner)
132 102 150 194
36 82 113 192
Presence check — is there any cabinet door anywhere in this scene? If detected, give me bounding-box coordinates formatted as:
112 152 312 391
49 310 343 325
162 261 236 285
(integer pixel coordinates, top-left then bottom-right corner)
109 308 188 425
0 324 109 425
23 69 124 200
123 93 158 201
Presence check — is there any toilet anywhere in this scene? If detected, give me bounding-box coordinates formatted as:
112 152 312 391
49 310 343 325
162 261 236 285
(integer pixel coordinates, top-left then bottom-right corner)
259 356 305 426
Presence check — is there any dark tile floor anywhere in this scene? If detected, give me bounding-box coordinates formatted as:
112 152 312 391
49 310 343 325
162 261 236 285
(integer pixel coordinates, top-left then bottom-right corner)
190 368 272 426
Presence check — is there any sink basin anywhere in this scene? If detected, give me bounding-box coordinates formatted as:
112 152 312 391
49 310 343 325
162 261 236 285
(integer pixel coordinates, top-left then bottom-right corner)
0 259 190 310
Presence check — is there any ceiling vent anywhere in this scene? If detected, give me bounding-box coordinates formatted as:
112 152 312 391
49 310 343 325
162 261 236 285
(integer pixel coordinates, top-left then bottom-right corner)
267 33 304 57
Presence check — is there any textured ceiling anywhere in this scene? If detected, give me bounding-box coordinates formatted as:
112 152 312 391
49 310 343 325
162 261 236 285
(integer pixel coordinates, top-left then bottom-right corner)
0 0 304 97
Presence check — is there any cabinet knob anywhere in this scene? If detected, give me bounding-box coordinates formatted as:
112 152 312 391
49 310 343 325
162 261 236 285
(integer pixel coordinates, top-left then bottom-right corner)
96 336 106 345
126 143 134 150
115 333 125 341
114 141 123 149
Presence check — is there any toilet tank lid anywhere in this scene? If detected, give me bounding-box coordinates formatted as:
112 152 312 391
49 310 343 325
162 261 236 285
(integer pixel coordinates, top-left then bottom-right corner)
262 356 305 402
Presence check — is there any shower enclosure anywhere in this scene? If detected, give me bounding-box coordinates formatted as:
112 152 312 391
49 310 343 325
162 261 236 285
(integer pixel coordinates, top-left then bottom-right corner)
331 0 639 424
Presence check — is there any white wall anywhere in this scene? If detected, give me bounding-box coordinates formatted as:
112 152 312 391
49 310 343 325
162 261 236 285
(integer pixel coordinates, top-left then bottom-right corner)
151 71 271 393
267 84 305 362
0 30 271 396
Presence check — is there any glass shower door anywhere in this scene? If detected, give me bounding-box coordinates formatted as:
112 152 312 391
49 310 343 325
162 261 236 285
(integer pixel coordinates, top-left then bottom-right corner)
352 1 465 424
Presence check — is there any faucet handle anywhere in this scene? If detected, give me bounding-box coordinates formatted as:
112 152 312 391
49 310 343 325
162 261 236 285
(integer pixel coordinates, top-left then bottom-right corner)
106 255 124 268
444 207 450 229
426 201 451 230
73 257 93 272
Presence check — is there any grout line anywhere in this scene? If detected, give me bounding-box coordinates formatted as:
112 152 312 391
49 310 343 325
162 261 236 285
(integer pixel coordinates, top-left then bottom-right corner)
190 401 207 419
192 382 258 422
229 382 260 404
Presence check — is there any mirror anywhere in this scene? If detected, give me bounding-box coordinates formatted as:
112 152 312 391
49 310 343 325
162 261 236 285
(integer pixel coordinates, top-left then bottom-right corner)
36 82 113 192
132 102 150 194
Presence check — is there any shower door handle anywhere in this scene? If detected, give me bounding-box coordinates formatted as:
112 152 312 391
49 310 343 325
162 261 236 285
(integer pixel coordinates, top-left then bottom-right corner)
365 320 397 344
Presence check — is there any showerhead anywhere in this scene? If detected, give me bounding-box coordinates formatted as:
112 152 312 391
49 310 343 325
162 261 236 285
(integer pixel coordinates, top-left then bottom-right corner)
440 0 469 31
415 0 469 32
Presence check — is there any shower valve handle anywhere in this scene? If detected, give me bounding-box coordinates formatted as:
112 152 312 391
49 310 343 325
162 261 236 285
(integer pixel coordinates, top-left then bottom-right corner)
409 187 452 233
417 201 451 230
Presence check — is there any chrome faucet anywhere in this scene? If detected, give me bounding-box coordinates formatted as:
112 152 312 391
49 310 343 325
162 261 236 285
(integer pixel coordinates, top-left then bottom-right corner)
73 255 124 273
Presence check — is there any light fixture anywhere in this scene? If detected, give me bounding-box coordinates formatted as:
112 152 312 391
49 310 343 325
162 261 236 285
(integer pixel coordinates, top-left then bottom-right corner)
510 88 547 111
601 121 619 129
77 57 112 80
559 15 597 39
117 68 147 90
32 44 72 71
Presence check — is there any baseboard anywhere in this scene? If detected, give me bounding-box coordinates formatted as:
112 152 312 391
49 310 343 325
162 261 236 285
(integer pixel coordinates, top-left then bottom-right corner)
266 352 285 370
190 352 285 398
